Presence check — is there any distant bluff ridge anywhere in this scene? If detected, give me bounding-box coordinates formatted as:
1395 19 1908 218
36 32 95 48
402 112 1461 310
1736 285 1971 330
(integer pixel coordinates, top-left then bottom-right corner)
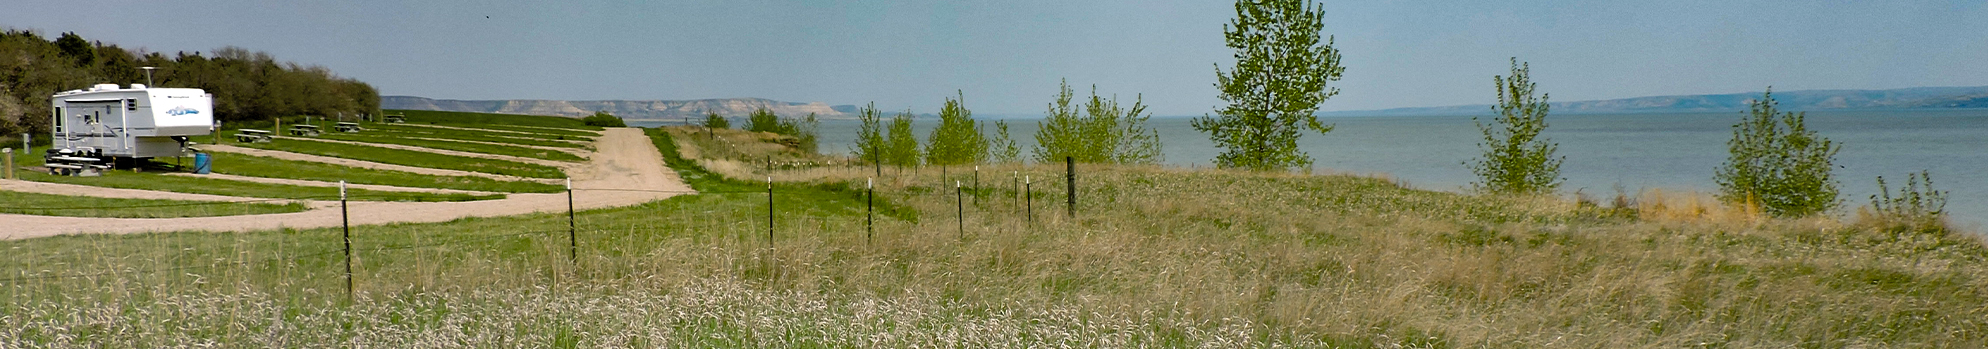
383 96 859 120
1328 85 1988 116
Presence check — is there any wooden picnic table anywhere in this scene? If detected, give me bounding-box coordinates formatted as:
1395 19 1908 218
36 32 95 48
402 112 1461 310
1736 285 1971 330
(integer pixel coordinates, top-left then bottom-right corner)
335 122 363 133
237 129 274 143
289 124 322 136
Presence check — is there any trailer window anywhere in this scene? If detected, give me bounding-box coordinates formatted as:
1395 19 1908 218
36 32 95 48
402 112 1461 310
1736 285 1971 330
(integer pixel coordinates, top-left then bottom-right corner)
126 99 136 111
52 107 62 129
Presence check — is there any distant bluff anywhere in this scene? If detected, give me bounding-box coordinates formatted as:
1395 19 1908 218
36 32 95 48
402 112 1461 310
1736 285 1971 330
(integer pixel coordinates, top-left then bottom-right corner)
383 96 857 120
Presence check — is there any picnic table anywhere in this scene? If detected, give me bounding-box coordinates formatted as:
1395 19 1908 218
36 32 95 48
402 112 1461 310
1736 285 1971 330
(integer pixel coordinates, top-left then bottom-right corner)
383 114 406 123
289 124 322 137
335 122 362 133
236 129 274 143
45 155 107 176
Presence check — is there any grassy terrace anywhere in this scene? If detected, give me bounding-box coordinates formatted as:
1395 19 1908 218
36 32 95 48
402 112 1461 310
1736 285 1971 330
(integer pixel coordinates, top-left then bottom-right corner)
388 109 602 132
355 124 591 148
234 138 568 179
0 191 308 218
208 152 565 193
0 127 1981 347
315 132 586 162
17 170 500 202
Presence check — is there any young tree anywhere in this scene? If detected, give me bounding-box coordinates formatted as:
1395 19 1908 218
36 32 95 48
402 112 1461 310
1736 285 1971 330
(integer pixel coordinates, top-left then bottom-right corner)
924 91 988 166
884 111 922 170
851 103 886 173
1467 58 1563 195
703 112 730 129
1715 89 1841 217
1192 0 1344 171
745 108 790 134
1032 80 1163 164
988 120 1022 164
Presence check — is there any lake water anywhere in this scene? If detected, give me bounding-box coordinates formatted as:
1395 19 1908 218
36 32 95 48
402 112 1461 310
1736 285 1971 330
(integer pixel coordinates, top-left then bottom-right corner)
636 109 1988 226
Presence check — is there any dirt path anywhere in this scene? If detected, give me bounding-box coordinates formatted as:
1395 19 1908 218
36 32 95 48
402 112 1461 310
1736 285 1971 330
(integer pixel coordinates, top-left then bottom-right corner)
202 145 558 184
1 128 689 239
268 136 576 169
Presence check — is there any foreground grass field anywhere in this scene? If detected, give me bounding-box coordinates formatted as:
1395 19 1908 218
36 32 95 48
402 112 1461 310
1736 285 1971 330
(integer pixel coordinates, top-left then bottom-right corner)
235 138 568 179
10 148 503 202
1 126 1982 347
0 190 308 217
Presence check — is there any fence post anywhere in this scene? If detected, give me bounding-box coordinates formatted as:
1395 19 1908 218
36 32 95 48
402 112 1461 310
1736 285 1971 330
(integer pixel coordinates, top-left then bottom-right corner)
866 178 874 246
340 180 352 301
973 166 980 206
3 148 13 180
956 181 964 240
1025 176 1033 224
766 176 774 249
566 178 576 264
1066 157 1076 219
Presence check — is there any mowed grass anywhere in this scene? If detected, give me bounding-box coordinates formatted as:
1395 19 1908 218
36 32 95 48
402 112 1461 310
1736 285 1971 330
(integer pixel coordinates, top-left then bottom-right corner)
386 109 601 131
208 152 564 194
0 190 307 218
315 132 586 162
1 127 1983 347
235 138 567 179
348 123 590 148
16 170 501 202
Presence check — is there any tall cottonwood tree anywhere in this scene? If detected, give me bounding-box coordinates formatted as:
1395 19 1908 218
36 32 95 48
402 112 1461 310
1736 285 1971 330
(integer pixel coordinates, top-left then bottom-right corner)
1192 0 1344 171
1467 58 1563 195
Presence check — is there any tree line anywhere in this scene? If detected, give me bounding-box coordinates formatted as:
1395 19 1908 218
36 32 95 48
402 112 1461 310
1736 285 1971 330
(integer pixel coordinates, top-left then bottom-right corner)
0 30 379 143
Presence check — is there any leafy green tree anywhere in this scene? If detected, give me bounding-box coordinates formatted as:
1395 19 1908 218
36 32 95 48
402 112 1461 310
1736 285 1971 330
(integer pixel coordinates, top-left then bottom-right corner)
1192 0 1344 171
1467 58 1563 195
851 103 886 172
988 120 1022 164
924 91 987 166
1715 89 1841 217
1032 80 1162 164
745 108 791 135
884 111 922 169
702 112 730 129
581 111 625 127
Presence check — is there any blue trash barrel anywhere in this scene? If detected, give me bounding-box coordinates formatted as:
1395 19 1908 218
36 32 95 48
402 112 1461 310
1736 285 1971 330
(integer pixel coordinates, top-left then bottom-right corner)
193 153 212 174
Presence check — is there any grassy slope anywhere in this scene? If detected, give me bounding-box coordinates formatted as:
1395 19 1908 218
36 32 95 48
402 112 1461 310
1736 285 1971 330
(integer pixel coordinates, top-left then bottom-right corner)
11 146 501 202
385 109 602 132
208 152 563 194
0 190 308 218
1 126 1983 347
235 138 567 179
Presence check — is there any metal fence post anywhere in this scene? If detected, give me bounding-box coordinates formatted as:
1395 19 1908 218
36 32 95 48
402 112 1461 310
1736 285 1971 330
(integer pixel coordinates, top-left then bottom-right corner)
956 181 964 240
766 176 774 249
866 178 874 246
566 178 576 264
340 180 352 300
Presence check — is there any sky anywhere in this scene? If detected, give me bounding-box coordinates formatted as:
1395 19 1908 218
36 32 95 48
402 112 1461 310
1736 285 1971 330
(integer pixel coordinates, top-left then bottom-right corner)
3 0 1985 115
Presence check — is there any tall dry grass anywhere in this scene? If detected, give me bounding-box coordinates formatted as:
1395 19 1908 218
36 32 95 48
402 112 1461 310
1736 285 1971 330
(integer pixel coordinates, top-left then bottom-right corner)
1 126 1982 347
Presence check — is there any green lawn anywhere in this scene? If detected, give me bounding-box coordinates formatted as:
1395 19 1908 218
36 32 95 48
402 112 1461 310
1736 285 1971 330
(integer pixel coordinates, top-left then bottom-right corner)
386 109 601 131
234 138 567 179
315 132 585 162
18 170 501 202
359 124 592 147
207 152 565 193
0 190 308 218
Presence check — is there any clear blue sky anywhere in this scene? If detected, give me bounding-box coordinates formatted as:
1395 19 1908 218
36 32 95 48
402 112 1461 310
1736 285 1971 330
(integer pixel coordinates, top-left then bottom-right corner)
4 0 1984 115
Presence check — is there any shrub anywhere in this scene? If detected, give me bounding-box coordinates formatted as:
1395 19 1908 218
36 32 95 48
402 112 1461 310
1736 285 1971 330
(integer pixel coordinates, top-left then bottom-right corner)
924 91 987 166
1032 80 1162 165
1467 58 1563 195
1862 170 1948 233
742 108 819 154
703 112 730 129
1714 88 1841 218
580 111 625 127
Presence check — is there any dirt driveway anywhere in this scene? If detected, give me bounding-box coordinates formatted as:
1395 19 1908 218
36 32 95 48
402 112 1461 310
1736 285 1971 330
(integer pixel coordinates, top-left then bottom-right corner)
0 128 691 239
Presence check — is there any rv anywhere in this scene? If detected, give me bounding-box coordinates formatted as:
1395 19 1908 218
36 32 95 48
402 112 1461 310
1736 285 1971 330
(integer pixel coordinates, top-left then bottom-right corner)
48 84 214 167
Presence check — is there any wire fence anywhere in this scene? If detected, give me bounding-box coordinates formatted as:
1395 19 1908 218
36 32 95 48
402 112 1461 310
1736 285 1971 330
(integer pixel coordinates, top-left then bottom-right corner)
1 159 1085 300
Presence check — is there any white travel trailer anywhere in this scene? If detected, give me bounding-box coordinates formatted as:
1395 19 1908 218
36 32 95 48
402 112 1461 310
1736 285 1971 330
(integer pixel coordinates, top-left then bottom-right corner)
49 84 214 165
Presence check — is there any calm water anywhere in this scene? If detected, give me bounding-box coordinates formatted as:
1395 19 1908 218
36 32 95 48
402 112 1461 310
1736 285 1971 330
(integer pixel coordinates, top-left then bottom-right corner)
636 109 1988 226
